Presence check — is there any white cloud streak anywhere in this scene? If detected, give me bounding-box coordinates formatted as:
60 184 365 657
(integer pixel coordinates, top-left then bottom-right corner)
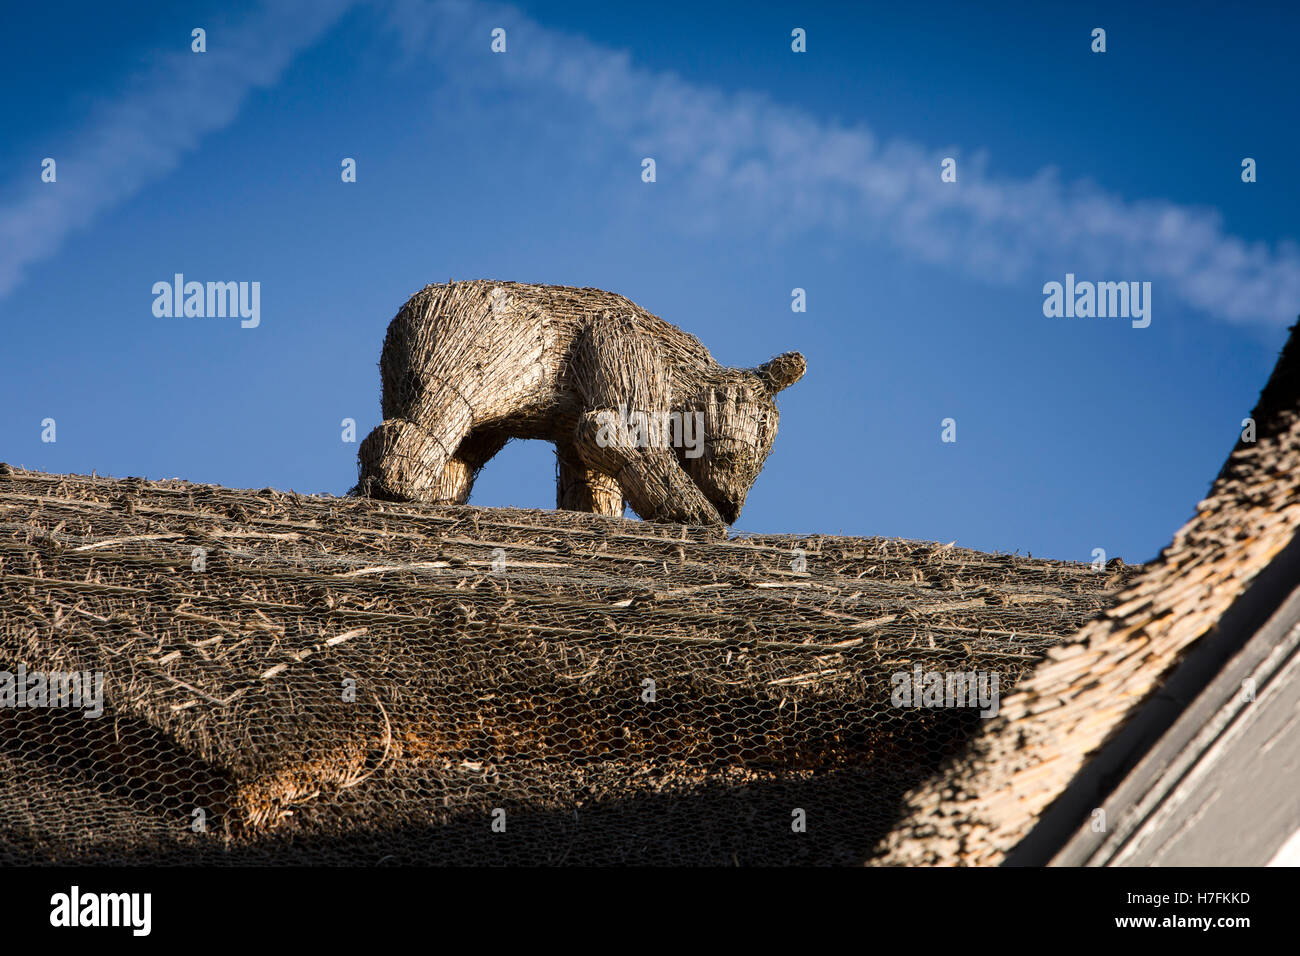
388 0 1300 326
6 0 1297 327
0 0 356 298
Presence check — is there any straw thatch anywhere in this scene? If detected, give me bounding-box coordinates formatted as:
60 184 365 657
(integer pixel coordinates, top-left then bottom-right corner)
355 281 806 525
874 322 1300 866
0 465 1134 864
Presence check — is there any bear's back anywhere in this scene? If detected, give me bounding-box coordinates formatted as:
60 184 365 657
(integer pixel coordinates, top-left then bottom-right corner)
380 282 722 417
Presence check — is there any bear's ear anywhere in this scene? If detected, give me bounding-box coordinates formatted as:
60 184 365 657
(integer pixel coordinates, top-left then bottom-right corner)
752 352 807 393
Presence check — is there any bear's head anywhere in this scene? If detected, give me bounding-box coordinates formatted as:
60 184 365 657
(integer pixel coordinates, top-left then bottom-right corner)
683 351 806 524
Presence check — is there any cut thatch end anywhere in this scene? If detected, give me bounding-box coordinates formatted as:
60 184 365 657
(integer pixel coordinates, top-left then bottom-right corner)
873 321 1300 866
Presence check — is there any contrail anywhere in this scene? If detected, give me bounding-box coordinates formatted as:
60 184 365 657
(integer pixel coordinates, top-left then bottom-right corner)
7 0 1297 326
386 0 1300 326
0 0 357 298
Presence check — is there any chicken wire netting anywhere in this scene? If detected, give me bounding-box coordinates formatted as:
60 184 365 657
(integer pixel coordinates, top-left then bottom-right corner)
0 466 1136 865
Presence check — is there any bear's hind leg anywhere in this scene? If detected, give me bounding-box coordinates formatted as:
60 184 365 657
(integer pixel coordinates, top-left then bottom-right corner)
434 428 509 505
356 414 471 503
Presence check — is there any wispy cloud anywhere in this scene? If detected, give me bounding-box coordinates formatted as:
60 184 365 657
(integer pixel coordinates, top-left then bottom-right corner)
0 0 356 299
8 0 1297 326
387 0 1300 326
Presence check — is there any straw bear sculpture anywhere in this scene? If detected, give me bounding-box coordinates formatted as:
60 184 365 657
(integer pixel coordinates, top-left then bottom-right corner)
355 281 806 525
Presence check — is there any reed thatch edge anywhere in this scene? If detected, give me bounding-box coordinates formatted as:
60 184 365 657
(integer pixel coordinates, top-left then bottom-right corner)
874 321 1300 866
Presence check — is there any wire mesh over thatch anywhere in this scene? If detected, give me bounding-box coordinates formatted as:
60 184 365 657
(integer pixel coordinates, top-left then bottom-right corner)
0 465 1136 865
874 321 1300 867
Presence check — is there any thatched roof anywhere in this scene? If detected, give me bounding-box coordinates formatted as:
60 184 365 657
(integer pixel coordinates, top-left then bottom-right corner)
0 466 1133 864
874 323 1300 866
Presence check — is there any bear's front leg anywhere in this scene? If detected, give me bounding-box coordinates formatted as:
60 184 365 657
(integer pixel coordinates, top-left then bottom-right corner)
575 411 724 526
556 444 625 517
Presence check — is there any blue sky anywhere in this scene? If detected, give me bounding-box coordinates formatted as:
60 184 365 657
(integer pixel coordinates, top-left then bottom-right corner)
2 0 1297 563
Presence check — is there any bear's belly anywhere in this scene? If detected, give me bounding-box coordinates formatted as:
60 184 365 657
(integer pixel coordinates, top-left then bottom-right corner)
476 389 585 443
